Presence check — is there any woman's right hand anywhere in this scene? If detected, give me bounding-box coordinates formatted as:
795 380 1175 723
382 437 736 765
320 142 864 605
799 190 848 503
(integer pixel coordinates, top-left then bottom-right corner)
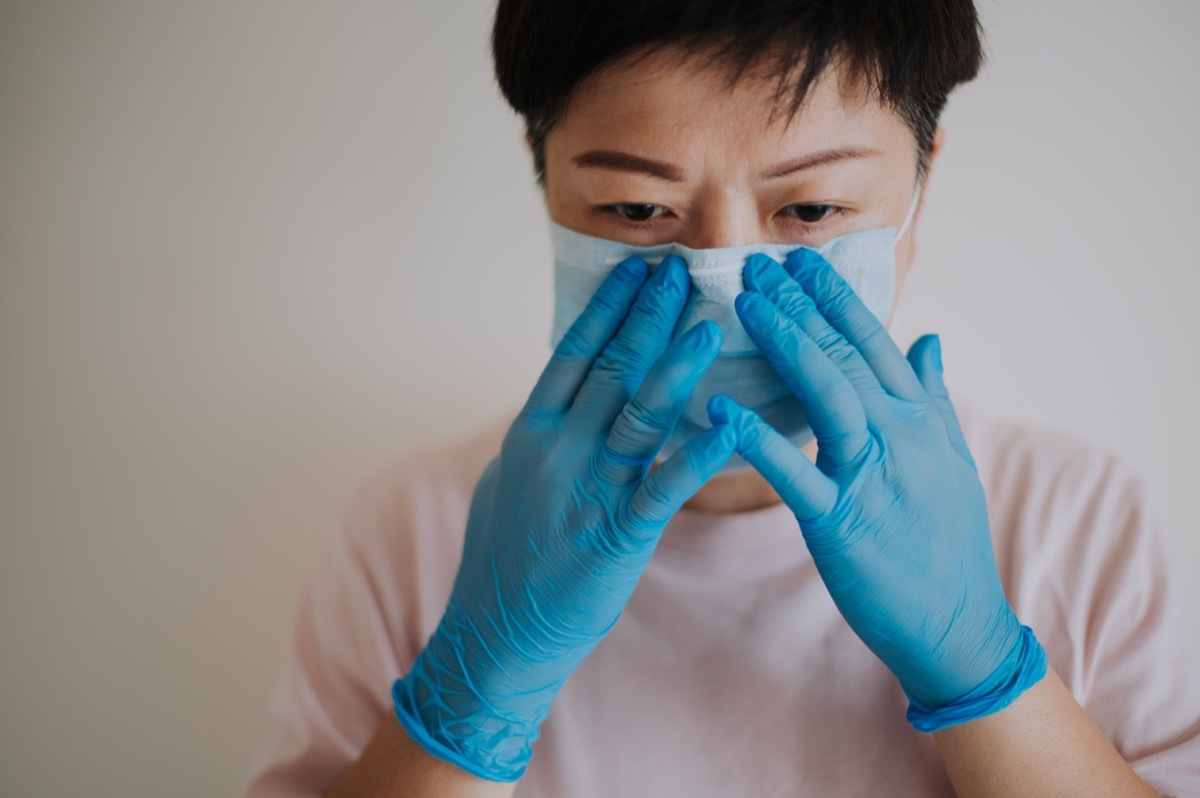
391 253 734 783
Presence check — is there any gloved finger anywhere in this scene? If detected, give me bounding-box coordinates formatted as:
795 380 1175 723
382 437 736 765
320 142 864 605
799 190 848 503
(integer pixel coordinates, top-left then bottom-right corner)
906 334 978 472
523 256 649 422
743 254 891 415
623 421 736 539
569 255 691 432
707 394 837 523
734 290 871 468
782 248 926 403
598 320 723 485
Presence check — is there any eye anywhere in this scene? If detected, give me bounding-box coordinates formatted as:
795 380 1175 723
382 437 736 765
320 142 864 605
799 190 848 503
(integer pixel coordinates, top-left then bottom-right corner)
605 203 667 223
781 204 841 224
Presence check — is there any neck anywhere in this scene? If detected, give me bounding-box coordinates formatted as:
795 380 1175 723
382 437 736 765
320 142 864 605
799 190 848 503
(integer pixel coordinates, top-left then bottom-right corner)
682 437 818 514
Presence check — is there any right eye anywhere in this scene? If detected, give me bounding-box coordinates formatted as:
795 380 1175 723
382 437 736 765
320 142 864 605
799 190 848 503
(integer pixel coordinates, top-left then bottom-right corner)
604 203 668 223
780 204 841 224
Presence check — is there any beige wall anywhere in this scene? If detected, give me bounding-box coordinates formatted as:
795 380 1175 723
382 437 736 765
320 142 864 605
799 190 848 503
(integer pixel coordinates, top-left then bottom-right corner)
2 1 1197 795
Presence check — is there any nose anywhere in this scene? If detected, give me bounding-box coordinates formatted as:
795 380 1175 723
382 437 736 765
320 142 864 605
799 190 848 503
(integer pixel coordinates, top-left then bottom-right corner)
673 186 760 250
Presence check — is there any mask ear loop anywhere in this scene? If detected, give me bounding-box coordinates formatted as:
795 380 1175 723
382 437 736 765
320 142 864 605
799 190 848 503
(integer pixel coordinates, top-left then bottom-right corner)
892 176 924 246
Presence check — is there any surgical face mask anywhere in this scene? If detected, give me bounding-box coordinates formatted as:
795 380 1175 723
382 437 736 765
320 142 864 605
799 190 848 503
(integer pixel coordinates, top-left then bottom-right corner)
549 182 922 470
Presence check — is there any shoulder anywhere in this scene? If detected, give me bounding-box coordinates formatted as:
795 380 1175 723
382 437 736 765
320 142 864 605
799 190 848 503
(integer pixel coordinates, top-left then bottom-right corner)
325 410 514 645
957 401 1150 552
956 402 1163 626
956 402 1171 675
340 410 513 549
956 409 1200 784
242 415 514 797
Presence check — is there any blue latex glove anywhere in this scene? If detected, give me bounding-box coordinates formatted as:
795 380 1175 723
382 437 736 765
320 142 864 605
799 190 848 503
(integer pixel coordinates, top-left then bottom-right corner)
392 254 735 781
708 250 1046 731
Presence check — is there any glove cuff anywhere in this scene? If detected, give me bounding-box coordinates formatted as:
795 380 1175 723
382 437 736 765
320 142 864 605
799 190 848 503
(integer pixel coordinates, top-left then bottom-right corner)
905 623 1048 733
391 673 533 783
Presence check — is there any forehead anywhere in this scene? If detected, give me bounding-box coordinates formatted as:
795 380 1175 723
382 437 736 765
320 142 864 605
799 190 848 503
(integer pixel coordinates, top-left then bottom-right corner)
549 44 913 161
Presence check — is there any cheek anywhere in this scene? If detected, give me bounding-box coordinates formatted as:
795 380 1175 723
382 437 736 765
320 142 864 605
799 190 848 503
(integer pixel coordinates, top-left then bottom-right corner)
895 235 916 291
885 236 918 328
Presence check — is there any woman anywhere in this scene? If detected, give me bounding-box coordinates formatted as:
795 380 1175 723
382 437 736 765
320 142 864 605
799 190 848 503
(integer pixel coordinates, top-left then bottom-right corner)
245 2 1200 796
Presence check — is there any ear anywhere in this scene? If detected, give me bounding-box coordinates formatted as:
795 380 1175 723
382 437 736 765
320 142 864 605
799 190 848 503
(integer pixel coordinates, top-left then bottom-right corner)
522 131 534 154
930 125 946 164
910 125 946 231
896 125 945 285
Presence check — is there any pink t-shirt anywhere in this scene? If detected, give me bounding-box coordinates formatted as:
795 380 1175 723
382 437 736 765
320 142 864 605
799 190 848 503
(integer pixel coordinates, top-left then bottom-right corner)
243 404 1200 797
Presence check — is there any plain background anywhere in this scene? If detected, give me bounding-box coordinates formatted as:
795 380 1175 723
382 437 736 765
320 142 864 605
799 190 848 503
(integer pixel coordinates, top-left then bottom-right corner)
2 1 1197 795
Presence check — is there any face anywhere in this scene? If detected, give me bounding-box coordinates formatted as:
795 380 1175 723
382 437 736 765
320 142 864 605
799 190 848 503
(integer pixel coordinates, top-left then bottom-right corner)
541 45 938 326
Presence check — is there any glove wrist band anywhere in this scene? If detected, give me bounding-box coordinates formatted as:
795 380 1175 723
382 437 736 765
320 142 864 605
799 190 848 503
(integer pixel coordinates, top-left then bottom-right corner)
388 603 580 783
391 665 534 783
905 623 1048 733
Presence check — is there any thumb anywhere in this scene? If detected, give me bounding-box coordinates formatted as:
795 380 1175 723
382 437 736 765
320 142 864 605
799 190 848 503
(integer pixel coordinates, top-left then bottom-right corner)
907 334 976 471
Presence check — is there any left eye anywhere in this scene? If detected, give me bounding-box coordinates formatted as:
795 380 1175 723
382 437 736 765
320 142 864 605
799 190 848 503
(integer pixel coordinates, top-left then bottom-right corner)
782 204 839 223
608 204 666 222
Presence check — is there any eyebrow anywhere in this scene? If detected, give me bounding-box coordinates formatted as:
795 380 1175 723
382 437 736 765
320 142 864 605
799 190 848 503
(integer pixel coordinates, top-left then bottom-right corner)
571 147 880 183
758 147 881 180
572 150 686 183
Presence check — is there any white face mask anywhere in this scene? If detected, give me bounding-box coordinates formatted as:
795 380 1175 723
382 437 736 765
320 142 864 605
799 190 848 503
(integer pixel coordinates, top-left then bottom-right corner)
549 181 922 469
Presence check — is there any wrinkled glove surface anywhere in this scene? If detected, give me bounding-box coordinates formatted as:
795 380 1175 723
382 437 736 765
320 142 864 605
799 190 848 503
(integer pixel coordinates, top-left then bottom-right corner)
393 255 735 781
710 250 1046 730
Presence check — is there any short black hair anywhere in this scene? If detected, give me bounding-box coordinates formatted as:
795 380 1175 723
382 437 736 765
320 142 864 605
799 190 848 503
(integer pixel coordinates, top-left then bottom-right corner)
492 1 985 185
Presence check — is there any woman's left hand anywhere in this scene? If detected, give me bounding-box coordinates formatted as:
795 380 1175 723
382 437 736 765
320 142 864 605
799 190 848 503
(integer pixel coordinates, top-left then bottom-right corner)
708 249 1029 715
